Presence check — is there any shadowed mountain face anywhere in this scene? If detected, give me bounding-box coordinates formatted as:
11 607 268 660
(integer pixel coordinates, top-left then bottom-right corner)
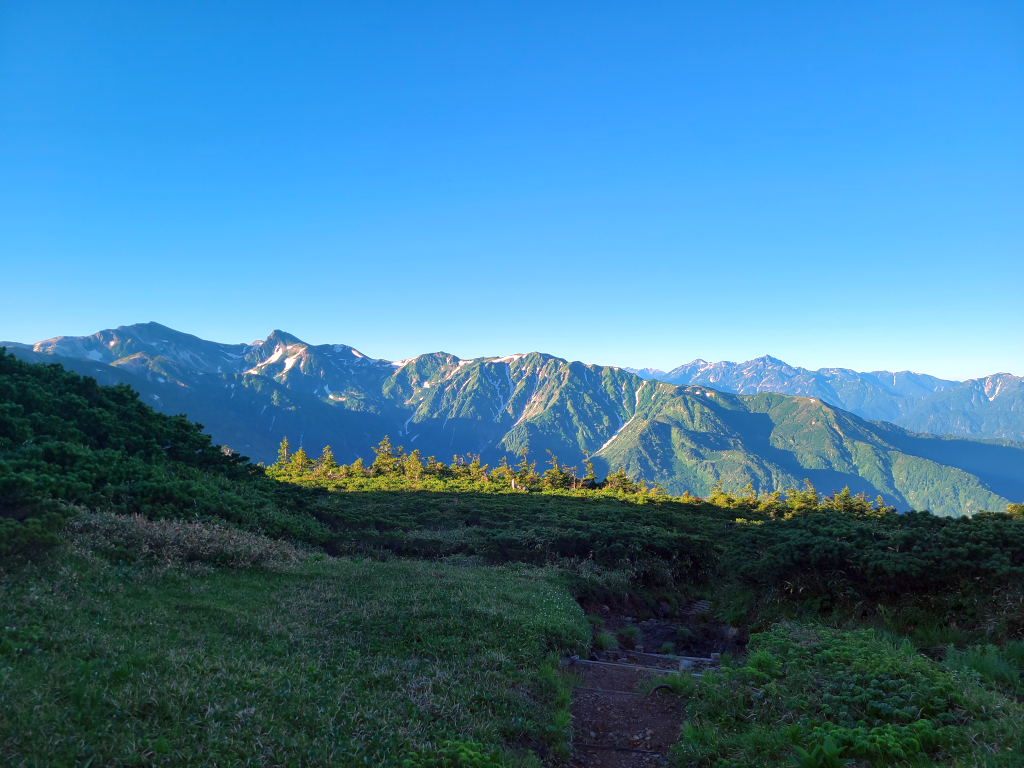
5 323 1022 516
627 356 1024 443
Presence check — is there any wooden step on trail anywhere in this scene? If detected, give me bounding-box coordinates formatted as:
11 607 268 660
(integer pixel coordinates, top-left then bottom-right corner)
680 599 711 618
567 657 711 677
568 656 685 766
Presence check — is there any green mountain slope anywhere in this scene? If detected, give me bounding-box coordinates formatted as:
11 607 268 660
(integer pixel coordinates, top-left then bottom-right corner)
6 323 1022 516
590 387 1017 515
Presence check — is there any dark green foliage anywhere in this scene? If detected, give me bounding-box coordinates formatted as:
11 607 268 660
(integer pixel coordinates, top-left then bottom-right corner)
268 443 1024 626
727 505 1024 602
943 643 1024 699
403 740 505 767
675 623 1024 767
0 512 64 558
0 349 328 557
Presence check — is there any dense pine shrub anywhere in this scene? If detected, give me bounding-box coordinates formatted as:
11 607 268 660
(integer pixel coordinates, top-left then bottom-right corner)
0 349 328 557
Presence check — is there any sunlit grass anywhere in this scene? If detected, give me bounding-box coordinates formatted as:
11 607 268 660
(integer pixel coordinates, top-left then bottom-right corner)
0 543 588 767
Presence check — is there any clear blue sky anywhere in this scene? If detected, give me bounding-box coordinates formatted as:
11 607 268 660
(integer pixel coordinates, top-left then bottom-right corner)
2 2 1021 380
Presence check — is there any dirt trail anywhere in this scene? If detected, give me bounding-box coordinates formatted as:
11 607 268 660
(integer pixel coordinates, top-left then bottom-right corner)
567 601 744 766
567 661 682 766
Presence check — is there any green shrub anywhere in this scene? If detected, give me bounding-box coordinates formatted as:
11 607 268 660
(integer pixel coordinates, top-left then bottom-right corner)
620 625 641 645
1004 640 1024 667
637 672 695 696
658 642 675 654
0 511 65 560
944 644 1024 697
790 735 847 768
672 623 1022 767
403 739 506 767
593 632 618 651
586 615 604 627
0 349 331 560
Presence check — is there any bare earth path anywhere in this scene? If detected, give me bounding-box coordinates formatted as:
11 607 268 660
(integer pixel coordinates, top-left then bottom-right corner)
566 601 740 766
567 662 683 767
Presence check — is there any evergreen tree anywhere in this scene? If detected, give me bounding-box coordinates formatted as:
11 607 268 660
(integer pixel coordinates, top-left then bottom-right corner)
371 435 397 476
514 444 538 486
709 479 734 507
289 447 313 477
785 480 820 515
583 454 596 481
404 449 423 481
741 482 757 506
581 453 598 489
604 466 639 493
542 450 573 490
468 454 487 480
316 445 338 475
276 436 291 468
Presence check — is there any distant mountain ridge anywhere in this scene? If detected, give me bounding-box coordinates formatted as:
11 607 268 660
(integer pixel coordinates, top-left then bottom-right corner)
4 322 1023 517
626 356 1024 442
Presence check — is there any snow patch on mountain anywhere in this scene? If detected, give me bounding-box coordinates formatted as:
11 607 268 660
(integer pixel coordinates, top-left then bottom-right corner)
596 381 648 453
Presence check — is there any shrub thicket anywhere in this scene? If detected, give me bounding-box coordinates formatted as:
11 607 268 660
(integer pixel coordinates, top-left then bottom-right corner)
676 623 1024 766
0 349 328 558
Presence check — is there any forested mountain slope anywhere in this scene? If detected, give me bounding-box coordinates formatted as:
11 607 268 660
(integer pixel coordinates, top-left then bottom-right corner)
628 355 1024 442
5 323 1022 516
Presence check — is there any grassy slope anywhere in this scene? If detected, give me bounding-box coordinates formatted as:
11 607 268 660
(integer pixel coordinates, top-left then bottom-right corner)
0 545 588 768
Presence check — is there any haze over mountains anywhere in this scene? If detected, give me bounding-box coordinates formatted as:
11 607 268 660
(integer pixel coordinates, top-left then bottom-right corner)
627 357 1024 443
4 322 1023 517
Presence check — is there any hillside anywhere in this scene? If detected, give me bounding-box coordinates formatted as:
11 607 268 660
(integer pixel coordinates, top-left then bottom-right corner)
594 386 1023 515
899 373 1024 441
3 352 1024 767
627 355 1024 443
6 356 1024 768
5 323 1023 516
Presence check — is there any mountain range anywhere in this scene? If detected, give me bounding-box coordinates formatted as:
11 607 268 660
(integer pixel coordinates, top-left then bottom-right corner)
4 322 1023 517
626 357 1024 443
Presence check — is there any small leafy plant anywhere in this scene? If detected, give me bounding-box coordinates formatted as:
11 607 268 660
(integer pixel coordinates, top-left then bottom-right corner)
637 672 696 696
791 735 850 768
593 632 618 651
403 740 505 767
619 625 641 648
